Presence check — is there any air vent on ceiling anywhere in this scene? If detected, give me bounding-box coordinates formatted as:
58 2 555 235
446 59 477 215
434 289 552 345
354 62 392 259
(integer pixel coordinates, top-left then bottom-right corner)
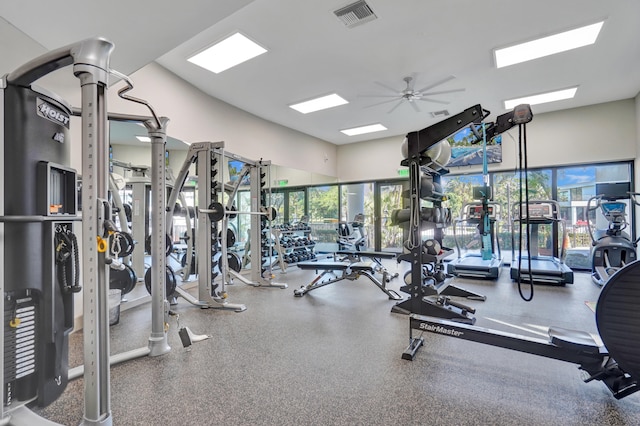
431 110 450 118
334 0 377 28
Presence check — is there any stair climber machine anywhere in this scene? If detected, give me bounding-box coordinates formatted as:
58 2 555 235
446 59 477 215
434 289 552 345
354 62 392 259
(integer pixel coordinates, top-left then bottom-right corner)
447 124 502 279
587 182 637 286
391 105 521 322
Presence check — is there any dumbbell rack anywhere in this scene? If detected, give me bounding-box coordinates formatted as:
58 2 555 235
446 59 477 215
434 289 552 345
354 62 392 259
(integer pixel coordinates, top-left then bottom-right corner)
271 224 316 271
392 105 487 323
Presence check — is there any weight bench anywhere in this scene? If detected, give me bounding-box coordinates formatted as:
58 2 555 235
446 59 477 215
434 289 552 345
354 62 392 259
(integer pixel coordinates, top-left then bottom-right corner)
335 250 400 283
294 260 402 300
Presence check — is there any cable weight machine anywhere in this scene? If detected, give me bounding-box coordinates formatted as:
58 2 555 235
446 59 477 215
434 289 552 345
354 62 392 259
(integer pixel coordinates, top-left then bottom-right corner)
1 38 118 426
392 105 488 322
393 105 526 322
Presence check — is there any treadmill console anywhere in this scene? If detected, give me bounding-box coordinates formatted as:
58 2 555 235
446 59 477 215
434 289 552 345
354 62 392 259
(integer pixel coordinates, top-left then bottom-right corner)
513 201 557 222
462 203 498 221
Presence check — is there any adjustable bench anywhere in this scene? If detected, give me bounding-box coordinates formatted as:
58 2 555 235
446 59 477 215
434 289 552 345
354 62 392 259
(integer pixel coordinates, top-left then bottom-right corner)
294 260 402 300
335 250 400 283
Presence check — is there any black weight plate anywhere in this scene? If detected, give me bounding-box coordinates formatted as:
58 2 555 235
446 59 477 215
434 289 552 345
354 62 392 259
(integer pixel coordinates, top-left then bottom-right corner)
227 252 241 273
218 228 236 248
121 232 135 257
123 203 132 223
110 264 137 295
145 234 173 256
144 266 177 298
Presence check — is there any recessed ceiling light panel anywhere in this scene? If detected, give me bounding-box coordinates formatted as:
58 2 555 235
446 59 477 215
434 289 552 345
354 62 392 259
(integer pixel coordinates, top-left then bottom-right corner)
289 94 349 114
494 21 604 68
136 136 151 142
188 32 267 74
504 87 578 110
341 123 387 136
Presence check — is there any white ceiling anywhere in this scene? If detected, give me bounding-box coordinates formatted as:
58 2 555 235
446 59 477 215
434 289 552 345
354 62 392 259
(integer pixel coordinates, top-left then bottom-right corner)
1 0 639 146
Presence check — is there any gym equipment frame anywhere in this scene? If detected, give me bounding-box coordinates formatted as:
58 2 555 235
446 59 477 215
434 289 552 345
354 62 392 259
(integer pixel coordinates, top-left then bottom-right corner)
395 105 530 321
401 259 640 400
1 38 118 426
166 143 285 311
394 105 488 322
207 155 286 290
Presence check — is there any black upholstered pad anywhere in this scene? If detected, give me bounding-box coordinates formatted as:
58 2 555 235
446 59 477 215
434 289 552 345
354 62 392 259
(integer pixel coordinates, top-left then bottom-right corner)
336 250 397 259
349 261 375 272
596 260 640 380
296 261 350 271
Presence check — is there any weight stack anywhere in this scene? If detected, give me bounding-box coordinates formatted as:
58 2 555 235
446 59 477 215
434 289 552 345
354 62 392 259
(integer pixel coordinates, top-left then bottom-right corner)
259 167 269 275
2 83 77 409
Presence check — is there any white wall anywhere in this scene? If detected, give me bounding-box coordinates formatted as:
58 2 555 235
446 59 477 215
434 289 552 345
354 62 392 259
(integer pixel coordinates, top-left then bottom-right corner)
106 63 338 179
36 62 339 180
337 99 637 181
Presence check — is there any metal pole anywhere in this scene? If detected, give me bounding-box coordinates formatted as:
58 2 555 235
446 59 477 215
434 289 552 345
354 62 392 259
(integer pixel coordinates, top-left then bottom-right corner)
146 117 171 356
73 39 115 426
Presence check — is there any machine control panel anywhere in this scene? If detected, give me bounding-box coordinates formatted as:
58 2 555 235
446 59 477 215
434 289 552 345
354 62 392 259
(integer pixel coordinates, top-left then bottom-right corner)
462 203 498 221
513 201 557 222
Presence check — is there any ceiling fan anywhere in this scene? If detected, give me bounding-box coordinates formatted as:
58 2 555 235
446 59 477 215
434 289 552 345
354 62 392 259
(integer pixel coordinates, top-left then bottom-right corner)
361 74 464 113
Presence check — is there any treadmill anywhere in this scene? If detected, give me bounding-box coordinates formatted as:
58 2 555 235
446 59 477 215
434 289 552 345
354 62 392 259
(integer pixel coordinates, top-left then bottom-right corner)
447 197 503 279
510 200 574 285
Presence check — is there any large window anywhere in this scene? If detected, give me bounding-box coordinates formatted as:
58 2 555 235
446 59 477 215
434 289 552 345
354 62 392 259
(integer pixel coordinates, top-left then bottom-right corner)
340 183 374 249
309 185 339 246
556 163 633 270
379 182 406 252
267 160 632 263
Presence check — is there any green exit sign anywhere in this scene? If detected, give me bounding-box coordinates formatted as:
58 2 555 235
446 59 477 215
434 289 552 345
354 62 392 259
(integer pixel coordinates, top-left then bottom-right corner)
277 179 288 187
397 168 409 177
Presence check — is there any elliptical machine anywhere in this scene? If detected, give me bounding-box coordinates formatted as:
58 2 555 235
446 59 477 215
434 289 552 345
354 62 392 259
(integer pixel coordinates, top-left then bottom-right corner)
587 182 637 286
337 213 367 251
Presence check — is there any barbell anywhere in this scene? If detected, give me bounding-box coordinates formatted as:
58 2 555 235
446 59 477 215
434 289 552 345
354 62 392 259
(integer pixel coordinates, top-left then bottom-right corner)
201 201 277 222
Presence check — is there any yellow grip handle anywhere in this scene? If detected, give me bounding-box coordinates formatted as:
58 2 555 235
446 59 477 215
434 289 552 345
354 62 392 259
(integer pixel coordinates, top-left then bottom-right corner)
96 236 107 253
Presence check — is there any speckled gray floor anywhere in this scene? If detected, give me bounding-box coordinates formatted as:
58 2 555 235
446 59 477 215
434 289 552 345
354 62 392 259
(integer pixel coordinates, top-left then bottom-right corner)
35 262 640 425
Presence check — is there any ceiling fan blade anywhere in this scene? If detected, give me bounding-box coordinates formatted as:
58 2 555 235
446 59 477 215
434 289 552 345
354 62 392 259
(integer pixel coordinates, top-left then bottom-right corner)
364 98 403 108
387 100 405 114
414 75 456 93
410 100 421 113
374 81 402 94
417 97 450 105
421 88 466 96
358 94 401 98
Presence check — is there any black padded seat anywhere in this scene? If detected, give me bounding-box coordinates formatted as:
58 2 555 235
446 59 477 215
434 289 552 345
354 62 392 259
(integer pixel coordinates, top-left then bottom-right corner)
336 250 397 259
548 327 600 354
296 261 350 271
349 261 375 271
596 260 640 381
